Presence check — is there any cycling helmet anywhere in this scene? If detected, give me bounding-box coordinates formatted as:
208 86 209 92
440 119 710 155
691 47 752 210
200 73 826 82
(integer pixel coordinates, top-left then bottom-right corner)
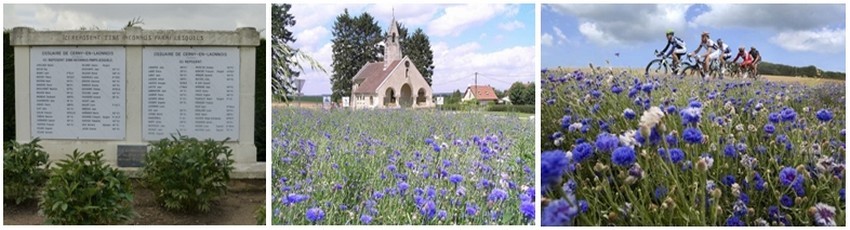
666 29 674 35
701 31 710 38
739 46 745 51
716 38 723 44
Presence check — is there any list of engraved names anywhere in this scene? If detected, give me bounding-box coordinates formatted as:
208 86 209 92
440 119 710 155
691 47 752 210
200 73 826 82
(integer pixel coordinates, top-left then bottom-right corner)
142 47 239 141
30 46 126 139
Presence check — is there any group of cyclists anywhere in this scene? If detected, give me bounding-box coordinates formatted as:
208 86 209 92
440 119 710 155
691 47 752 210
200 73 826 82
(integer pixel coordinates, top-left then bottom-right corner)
659 29 761 78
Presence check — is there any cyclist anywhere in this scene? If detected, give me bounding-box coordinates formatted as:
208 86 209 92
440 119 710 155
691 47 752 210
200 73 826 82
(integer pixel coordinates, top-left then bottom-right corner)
732 46 754 76
717 39 732 67
658 29 687 72
689 32 719 75
749 46 761 76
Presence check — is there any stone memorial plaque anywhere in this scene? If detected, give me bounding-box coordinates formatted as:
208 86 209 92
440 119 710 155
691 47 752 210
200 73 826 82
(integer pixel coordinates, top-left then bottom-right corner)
142 47 239 141
117 145 147 167
30 46 126 140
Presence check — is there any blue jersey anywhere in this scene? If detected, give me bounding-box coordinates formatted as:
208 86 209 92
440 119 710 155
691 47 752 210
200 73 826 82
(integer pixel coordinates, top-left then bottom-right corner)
661 36 686 54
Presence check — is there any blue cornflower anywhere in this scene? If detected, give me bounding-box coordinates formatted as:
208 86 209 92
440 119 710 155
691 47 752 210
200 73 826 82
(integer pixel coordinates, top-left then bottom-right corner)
654 186 668 201
739 192 750 204
665 134 678 147
437 210 447 220
612 85 623 94
816 109 834 122
449 174 463 184
372 191 384 200
764 124 775 134
779 167 798 187
286 193 309 205
488 188 508 202
360 214 373 224
689 100 702 108
683 127 703 144
624 108 636 119
768 112 780 123
724 144 737 158
668 148 685 163
680 107 701 125
466 203 479 216
595 133 619 153
726 216 745 226
753 172 765 191
572 142 594 162
840 188 845 201
780 194 793 207
306 207 325 223
641 83 654 93
420 200 437 219
666 105 677 114
560 115 572 129
723 174 736 186
793 179 806 196
541 150 569 187
732 200 747 217
398 181 410 194
612 147 637 167
387 165 397 172
520 201 535 220
591 90 601 98
542 199 579 226
780 107 797 122
578 200 589 213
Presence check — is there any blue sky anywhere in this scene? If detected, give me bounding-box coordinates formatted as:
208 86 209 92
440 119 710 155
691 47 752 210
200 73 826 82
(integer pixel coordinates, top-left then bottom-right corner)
289 4 535 95
542 4 846 72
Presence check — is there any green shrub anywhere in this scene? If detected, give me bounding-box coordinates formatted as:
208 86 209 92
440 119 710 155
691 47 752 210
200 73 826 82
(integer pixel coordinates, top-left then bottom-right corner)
40 149 134 224
3 138 50 204
487 104 535 114
142 135 234 212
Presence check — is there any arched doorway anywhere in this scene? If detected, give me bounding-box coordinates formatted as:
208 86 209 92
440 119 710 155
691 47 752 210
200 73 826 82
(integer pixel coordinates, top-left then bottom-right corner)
384 87 396 107
400 84 413 108
416 88 427 105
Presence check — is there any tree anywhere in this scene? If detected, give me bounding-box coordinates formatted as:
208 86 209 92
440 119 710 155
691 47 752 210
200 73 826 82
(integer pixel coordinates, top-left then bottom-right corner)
509 82 534 105
330 10 382 102
446 90 463 105
271 4 325 102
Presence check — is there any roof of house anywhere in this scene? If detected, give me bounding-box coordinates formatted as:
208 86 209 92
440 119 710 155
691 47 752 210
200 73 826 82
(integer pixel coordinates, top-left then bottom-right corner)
352 60 401 94
467 85 498 101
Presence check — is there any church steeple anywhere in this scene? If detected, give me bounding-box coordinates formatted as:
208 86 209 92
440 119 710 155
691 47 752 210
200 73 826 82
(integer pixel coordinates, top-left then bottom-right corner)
384 15 403 68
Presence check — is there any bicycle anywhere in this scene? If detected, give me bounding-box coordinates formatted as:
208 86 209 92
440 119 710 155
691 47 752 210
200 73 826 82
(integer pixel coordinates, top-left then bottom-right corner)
645 50 684 76
681 54 724 79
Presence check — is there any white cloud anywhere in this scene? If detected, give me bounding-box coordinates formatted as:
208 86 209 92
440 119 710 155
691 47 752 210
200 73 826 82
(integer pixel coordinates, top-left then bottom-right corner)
690 4 844 31
428 4 513 37
289 4 362 32
294 26 330 49
499 20 525 31
579 22 620 45
550 4 689 45
431 42 534 92
541 33 554 46
552 26 569 45
297 42 335 95
770 28 845 53
367 4 442 27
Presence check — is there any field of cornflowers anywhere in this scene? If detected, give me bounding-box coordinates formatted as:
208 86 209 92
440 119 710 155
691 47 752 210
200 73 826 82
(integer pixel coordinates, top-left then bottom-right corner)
540 69 845 226
272 108 535 225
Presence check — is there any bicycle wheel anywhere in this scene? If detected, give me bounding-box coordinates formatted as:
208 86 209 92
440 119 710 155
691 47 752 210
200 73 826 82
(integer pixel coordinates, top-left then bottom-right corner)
681 65 702 78
645 59 668 76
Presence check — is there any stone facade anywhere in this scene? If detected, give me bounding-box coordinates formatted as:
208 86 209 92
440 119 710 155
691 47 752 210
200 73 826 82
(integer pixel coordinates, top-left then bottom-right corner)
350 17 434 109
10 27 263 178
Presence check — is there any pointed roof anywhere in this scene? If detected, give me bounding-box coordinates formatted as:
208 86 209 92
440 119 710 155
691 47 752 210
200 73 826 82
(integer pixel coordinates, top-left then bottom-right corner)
466 85 499 101
352 60 401 94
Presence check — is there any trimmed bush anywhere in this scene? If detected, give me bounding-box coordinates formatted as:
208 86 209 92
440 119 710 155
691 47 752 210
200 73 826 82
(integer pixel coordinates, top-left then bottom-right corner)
487 104 535 114
40 149 134 224
142 135 234 212
255 205 265 225
3 138 50 204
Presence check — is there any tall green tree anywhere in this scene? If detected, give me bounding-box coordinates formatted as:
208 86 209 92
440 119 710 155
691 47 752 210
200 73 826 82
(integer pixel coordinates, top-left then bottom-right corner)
330 10 382 102
509 82 534 105
271 4 296 100
271 4 325 102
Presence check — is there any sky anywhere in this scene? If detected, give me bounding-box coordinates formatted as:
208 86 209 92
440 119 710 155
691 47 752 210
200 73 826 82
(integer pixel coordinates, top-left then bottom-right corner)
542 4 846 72
287 4 536 95
4 4 265 31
